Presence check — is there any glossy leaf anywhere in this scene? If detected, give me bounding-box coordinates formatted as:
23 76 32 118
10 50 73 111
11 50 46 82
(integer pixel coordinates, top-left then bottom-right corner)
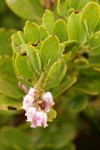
81 2 100 34
24 21 40 43
11 32 23 53
42 10 55 34
21 44 41 81
54 19 68 42
15 52 33 79
40 35 59 68
67 12 87 44
44 60 67 89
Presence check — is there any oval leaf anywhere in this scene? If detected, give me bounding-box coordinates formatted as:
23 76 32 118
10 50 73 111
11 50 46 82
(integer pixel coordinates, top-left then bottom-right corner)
44 59 67 89
42 10 55 34
40 35 60 68
6 0 44 22
54 19 68 42
21 44 41 81
15 52 33 79
81 2 100 34
47 108 57 122
39 25 49 41
51 76 77 98
24 21 40 43
67 12 87 44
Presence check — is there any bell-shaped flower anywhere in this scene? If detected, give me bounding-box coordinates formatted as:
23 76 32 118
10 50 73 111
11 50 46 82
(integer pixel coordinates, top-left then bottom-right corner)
31 110 48 128
25 107 36 121
28 87 36 97
22 94 34 110
42 92 55 112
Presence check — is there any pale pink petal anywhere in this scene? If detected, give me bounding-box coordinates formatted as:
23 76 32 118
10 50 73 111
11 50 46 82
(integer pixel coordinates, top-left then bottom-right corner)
22 94 34 110
28 87 36 97
31 111 48 128
42 92 55 112
25 107 36 121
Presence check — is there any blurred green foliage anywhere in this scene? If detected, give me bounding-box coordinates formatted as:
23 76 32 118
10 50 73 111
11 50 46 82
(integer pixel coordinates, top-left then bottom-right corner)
0 0 100 150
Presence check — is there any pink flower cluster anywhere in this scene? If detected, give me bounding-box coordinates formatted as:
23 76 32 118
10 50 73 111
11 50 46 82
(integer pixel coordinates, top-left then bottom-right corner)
22 87 55 128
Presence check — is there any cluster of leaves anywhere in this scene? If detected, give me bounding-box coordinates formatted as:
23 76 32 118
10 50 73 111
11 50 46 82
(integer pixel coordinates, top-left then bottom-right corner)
0 0 100 150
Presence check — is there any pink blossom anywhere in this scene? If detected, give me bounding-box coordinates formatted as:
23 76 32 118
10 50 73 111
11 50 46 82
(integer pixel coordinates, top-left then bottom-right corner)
25 107 48 128
42 92 55 112
22 95 34 110
25 107 36 121
31 111 48 128
28 87 36 97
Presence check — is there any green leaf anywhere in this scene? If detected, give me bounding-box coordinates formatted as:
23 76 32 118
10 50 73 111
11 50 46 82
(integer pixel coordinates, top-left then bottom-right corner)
47 108 57 122
21 44 41 81
11 32 23 53
44 59 67 89
54 19 68 42
24 21 40 43
15 52 33 79
0 127 33 150
69 0 89 10
0 29 15 56
39 25 49 41
61 51 72 63
65 143 76 150
53 43 65 63
67 94 88 113
63 40 80 57
40 35 60 68
0 57 23 99
74 57 89 65
42 10 55 34
89 31 100 54
37 121 76 149
57 0 68 16
51 76 77 98
77 0 89 10
75 68 100 95
0 95 22 110
81 2 100 34
95 19 100 32
17 76 32 89
67 12 87 44
6 0 44 22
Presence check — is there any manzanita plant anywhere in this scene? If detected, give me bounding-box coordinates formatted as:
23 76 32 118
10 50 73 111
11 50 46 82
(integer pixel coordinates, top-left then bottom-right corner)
0 0 100 149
